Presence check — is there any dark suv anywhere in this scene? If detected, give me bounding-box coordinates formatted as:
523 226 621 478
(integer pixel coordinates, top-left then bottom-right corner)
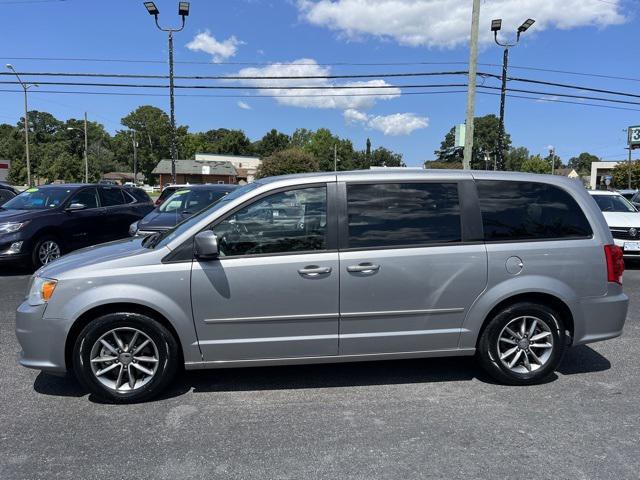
0 184 153 268
0 183 18 206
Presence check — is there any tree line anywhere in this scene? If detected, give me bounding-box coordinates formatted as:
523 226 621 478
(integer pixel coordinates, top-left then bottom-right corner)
0 105 404 185
1 106 635 187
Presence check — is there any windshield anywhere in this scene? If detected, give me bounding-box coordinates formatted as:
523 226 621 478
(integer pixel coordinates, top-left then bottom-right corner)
159 188 230 214
2 187 73 210
593 194 638 213
145 182 261 249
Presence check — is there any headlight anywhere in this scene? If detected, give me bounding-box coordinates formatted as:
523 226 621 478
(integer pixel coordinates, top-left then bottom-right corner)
129 221 139 236
0 221 28 234
27 276 58 306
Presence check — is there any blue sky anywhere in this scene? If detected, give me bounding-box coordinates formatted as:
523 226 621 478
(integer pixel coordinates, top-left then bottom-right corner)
1 0 638 166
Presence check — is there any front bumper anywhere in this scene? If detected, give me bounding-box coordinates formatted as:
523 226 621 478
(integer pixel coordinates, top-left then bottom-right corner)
612 238 640 257
15 300 69 373
0 232 29 262
572 284 629 346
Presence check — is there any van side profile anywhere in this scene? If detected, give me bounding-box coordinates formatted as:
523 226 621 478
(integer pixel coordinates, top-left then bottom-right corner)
15 170 628 402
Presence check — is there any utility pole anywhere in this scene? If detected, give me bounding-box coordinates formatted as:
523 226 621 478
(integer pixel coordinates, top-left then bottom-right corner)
628 146 633 189
6 64 37 186
83 112 89 183
463 0 481 170
549 146 556 175
491 18 535 170
144 2 190 184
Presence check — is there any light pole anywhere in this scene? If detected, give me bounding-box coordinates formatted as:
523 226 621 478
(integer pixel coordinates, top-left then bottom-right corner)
6 64 38 186
144 1 190 185
66 112 89 183
548 146 556 175
491 18 535 170
130 130 139 184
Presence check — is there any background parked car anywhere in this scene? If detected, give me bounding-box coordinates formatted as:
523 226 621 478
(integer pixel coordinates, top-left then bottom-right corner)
589 190 640 259
153 184 191 207
631 190 640 210
617 189 638 201
0 184 154 268
130 184 236 236
0 183 18 206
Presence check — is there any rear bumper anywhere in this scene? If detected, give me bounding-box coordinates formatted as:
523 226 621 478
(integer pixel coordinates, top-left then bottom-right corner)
15 301 68 374
572 285 629 346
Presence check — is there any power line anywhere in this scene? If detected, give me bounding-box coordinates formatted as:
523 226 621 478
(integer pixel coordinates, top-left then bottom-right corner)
0 70 469 80
3 55 639 83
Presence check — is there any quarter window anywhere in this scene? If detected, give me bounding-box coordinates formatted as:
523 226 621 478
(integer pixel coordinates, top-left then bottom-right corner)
346 183 462 248
211 186 327 257
476 181 593 241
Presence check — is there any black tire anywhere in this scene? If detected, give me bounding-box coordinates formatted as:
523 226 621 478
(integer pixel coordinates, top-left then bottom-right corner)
72 313 179 403
31 235 63 269
477 302 566 385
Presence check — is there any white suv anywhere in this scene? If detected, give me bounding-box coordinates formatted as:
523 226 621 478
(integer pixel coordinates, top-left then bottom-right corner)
589 190 640 257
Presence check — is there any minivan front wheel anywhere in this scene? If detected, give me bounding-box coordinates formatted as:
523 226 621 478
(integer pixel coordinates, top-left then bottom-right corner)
477 302 566 385
73 313 179 403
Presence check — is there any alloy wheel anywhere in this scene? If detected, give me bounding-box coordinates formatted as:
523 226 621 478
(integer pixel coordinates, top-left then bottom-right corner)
89 327 160 393
497 315 554 374
38 240 61 265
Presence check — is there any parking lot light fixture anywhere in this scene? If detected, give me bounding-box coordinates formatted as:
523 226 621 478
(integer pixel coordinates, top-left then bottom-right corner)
492 18 535 171
143 2 190 184
144 2 159 16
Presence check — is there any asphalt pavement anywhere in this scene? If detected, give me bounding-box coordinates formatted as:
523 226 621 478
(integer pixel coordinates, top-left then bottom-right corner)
1 264 639 479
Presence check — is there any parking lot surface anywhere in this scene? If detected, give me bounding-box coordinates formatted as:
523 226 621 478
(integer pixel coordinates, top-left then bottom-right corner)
1 265 639 480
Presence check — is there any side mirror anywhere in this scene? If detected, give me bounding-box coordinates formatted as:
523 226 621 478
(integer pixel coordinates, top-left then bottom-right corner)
66 203 86 211
194 230 219 260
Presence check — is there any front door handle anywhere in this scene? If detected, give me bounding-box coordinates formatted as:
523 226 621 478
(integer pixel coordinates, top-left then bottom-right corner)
347 263 380 274
298 265 332 276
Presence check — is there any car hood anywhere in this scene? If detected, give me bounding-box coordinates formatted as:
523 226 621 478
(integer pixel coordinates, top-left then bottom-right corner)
601 211 640 228
138 209 190 230
36 236 166 280
0 208 47 223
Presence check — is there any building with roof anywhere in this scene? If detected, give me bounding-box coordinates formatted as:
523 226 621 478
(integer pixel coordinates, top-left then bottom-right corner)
195 153 261 184
152 159 237 186
101 172 146 185
590 161 620 190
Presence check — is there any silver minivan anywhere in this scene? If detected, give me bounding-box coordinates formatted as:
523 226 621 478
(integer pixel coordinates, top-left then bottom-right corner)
15 170 629 402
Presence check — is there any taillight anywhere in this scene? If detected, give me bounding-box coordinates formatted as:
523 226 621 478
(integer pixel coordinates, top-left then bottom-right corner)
604 244 624 285
155 198 161 206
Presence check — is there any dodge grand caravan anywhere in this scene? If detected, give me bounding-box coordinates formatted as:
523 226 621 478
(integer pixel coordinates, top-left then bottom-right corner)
15 170 628 402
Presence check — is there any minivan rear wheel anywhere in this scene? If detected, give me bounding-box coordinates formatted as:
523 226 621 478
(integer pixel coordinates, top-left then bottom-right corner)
477 302 566 385
72 313 179 403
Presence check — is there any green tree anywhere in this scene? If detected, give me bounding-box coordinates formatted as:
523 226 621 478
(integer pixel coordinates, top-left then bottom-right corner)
303 128 355 171
504 146 530 172
254 129 290 157
435 115 511 169
568 152 599 175
290 128 313 148
370 147 404 167
612 161 640 189
521 155 550 174
256 148 320 178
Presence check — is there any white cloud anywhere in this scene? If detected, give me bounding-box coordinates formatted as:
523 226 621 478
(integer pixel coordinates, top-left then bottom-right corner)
298 0 625 48
237 101 252 110
233 58 400 109
186 31 244 62
344 109 428 135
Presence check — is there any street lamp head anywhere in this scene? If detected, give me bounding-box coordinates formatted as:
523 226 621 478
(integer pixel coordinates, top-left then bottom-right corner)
6 63 14 71
518 18 535 33
143 2 159 16
491 19 502 32
178 2 190 17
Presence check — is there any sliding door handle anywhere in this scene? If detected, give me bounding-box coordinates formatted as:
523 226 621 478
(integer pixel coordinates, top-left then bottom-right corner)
298 265 332 276
347 263 380 274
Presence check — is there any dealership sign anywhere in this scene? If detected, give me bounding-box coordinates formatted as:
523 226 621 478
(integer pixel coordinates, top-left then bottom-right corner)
629 125 640 149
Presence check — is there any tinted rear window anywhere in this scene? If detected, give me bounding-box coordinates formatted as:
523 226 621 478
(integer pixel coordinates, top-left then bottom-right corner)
477 180 592 241
100 187 126 207
125 188 151 203
346 183 461 248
